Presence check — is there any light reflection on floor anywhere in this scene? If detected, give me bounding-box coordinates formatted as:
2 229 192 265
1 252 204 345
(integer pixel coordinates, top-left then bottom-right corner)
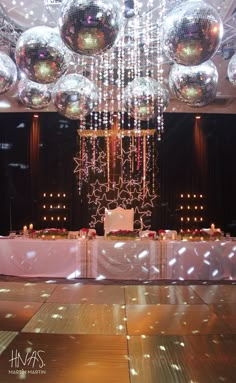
0 278 235 382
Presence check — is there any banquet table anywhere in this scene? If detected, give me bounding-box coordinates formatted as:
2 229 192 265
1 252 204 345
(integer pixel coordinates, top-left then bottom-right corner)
163 240 236 280
87 238 162 280
0 237 236 280
0 238 87 278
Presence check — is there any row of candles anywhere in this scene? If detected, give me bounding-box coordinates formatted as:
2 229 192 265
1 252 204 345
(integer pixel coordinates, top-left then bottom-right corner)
23 224 33 235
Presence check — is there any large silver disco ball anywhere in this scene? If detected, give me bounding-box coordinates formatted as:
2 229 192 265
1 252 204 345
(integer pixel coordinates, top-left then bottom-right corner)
58 0 123 56
18 79 51 109
227 53 236 86
163 0 223 66
169 60 218 107
52 74 99 119
124 77 169 121
15 26 70 84
0 52 17 94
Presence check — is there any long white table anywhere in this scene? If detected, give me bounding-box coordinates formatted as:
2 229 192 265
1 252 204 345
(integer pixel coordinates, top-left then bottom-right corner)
163 240 236 280
87 238 161 280
0 238 87 278
0 237 236 280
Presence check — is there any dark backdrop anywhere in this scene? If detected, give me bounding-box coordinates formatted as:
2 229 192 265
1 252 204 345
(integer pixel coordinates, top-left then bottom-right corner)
0 112 236 235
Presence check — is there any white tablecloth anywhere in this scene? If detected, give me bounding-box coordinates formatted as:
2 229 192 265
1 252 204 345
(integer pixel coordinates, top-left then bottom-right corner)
1 238 236 280
87 238 161 280
163 240 236 280
0 238 87 278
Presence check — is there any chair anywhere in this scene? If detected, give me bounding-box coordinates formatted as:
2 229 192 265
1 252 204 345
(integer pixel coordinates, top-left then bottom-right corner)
104 207 134 236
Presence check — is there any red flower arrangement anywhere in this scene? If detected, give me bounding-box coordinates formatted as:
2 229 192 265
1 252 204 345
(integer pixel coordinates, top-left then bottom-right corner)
80 228 89 233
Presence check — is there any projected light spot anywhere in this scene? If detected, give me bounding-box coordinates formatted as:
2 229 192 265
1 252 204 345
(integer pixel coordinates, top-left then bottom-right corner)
5 313 14 318
204 251 211 258
159 345 166 351
212 269 219 276
138 250 148 259
178 247 186 255
169 258 176 266
96 275 106 280
228 252 234 258
66 271 77 279
171 364 181 371
204 260 210 265
26 251 36 258
116 325 124 331
187 267 195 274
114 242 125 248
51 314 63 319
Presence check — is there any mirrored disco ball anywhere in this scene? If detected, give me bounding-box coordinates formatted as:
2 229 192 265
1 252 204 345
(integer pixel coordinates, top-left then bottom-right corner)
18 79 51 109
15 26 70 84
169 60 218 107
227 53 236 86
163 0 223 66
124 77 169 121
58 0 123 56
52 74 99 119
0 52 17 94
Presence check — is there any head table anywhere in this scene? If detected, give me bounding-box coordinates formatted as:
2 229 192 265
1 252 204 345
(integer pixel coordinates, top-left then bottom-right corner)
0 237 235 280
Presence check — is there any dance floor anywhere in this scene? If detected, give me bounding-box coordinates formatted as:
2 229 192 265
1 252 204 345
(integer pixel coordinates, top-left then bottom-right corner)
0 277 236 382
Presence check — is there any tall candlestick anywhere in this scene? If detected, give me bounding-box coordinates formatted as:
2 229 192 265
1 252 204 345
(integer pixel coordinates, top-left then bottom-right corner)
23 226 28 236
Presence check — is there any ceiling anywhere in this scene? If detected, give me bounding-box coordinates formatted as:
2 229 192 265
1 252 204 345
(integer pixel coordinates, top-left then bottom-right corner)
1 0 236 114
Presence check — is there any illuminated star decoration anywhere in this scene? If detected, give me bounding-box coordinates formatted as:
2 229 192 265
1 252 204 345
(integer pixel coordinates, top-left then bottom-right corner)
74 143 158 229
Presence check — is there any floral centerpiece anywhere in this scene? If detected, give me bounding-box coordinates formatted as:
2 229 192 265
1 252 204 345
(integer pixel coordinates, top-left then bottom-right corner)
35 228 68 239
180 229 211 241
106 230 139 240
212 230 223 240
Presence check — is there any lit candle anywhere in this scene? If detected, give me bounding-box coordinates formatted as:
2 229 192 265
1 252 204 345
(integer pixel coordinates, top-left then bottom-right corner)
29 223 33 231
211 223 215 232
52 235 55 240
23 225 27 235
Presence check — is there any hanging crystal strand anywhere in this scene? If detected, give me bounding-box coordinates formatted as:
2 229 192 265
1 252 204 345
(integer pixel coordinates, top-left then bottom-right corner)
152 135 155 194
143 134 146 196
146 0 153 136
117 11 125 131
132 0 141 135
156 0 166 140
103 51 110 131
98 54 104 132
109 48 116 128
106 135 110 190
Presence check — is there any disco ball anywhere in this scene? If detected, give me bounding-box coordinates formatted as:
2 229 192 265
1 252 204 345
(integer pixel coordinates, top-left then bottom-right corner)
227 53 236 86
18 79 51 109
124 77 169 121
169 60 218 107
58 0 123 56
52 74 99 119
163 0 223 66
0 52 17 94
15 26 70 84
